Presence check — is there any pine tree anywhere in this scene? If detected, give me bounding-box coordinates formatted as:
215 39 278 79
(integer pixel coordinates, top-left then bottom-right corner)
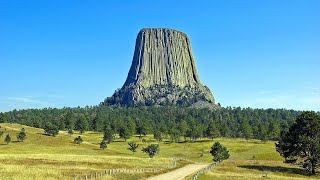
276 111 320 175
68 129 74 136
240 120 252 140
210 142 230 162
103 128 114 143
74 136 83 145
5 134 11 144
75 114 89 134
206 121 220 140
17 128 26 142
100 140 107 150
142 144 159 158
128 141 139 153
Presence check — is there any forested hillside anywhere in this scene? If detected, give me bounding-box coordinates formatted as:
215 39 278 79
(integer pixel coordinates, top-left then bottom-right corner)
0 106 302 141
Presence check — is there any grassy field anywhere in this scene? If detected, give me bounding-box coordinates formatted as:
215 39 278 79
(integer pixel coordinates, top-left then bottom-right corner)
0 123 319 180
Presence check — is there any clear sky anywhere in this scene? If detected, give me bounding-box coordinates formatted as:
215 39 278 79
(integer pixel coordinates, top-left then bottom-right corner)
0 0 319 112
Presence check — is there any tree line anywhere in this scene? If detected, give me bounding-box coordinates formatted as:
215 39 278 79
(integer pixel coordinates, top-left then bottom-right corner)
0 106 303 142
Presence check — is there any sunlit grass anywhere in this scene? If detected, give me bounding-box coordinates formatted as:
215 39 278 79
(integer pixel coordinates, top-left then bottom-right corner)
1 123 319 179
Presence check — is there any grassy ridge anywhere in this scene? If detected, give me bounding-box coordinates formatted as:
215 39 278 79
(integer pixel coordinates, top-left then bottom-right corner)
0 123 318 180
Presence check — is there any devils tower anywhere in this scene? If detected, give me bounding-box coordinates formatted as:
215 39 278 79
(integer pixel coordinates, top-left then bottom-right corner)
103 28 215 108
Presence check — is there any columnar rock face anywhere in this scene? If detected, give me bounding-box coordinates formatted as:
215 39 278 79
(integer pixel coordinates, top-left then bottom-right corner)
104 28 215 108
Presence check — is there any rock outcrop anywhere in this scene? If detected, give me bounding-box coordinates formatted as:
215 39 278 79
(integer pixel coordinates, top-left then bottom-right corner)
103 28 215 108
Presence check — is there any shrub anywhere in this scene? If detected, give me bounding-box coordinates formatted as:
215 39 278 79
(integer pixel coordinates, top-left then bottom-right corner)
210 142 230 162
142 144 159 158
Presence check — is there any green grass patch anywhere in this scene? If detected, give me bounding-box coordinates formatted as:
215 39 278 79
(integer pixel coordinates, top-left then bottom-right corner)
0 123 318 179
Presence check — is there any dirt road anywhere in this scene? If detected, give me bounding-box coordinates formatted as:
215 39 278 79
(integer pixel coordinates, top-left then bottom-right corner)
147 164 209 180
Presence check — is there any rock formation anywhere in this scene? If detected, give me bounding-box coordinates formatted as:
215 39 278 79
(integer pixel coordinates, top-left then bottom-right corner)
103 28 215 108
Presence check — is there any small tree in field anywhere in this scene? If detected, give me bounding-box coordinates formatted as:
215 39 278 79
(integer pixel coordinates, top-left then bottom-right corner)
128 141 139 154
153 130 162 142
68 129 74 136
0 131 4 137
276 111 320 175
142 144 159 158
119 126 132 141
74 136 83 145
5 134 11 144
210 142 230 162
17 128 26 142
100 140 107 150
103 128 114 143
44 123 59 136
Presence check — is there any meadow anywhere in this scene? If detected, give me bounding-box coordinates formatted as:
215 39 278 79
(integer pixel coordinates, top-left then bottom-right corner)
0 123 318 179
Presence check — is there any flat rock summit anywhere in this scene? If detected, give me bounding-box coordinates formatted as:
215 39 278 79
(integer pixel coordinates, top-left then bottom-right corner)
103 28 215 108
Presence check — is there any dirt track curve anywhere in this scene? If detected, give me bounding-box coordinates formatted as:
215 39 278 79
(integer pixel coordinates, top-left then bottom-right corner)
147 164 209 180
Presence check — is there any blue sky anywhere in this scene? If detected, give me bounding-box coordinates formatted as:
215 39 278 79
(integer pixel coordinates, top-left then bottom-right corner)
0 0 319 112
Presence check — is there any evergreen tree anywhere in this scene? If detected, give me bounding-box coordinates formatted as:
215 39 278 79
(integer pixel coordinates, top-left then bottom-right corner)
5 134 11 144
65 111 75 130
210 142 230 162
268 119 281 140
128 141 139 153
153 130 162 142
68 129 74 136
119 125 132 141
100 140 107 149
169 126 181 142
44 122 59 136
206 121 220 140
142 144 159 158
258 123 268 143
103 128 114 143
17 128 26 142
276 111 320 175
240 120 252 140
136 120 149 139
75 114 89 134
74 136 83 145
178 120 189 141
220 122 231 137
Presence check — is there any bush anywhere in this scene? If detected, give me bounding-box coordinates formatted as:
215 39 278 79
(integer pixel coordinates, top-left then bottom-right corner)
210 142 230 162
100 140 107 150
17 129 26 142
44 123 59 136
128 141 139 153
5 134 11 144
142 144 159 158
68 129 73 136
74 136 83 145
